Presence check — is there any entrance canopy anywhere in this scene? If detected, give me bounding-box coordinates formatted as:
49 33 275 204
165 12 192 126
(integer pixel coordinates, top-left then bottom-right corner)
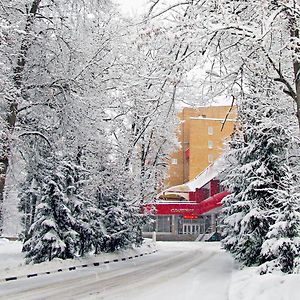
145 191 228 217
158 158 225 200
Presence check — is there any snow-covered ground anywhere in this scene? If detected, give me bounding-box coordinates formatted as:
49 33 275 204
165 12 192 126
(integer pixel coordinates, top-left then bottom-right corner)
0 238 24 272
0 239 299 300
0 238 156 281
229 266 300 300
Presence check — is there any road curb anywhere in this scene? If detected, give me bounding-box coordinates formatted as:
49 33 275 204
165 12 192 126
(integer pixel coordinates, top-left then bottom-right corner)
0 249 158 283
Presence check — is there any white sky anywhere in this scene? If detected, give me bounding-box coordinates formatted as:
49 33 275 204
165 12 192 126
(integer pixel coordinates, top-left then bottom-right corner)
114 0 148 17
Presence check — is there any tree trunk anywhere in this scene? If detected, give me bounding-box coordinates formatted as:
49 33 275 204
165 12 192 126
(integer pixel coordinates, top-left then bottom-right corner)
289 6 300 130
0 155 9 234
294 60 300 131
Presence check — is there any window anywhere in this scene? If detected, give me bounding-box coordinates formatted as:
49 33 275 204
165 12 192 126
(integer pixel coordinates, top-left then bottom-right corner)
208 126 213 135
171 158 177 165
157 216 172 233
208 140 213 149
208 154 213 163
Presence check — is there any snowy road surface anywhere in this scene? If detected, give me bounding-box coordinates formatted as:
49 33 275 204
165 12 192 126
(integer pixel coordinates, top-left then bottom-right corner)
0 242 234 300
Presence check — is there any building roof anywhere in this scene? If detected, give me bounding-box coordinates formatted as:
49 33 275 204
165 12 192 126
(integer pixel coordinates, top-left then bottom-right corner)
158 157 225 199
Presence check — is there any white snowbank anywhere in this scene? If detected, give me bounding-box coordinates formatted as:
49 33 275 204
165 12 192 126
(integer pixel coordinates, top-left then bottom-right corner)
229 265 300 300
0 238 24 271
0 238 156 280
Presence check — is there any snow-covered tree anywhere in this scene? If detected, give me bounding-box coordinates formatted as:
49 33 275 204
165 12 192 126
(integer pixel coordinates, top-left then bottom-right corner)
147 0 300 130
260 172 300 274
0 0 179 238
142 0 300 273
23 155 107 262
221 76 300 270
18 176 39 240
24 159 78 263
95 160 147 253
102 20 181 204
97 189 132 253
0 0 113 228
0 0 191 264
0 4 23 232
221 115 270 266
63 160 105 257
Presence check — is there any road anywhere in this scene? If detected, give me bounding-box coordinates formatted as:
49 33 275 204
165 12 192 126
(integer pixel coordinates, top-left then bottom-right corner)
0 242 234 300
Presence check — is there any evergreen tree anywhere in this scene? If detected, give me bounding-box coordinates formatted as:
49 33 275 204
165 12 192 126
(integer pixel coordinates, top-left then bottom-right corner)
23 156 107 262
260 172 300 274
18 140 53 249
221 78 300 269
88 206 105 255
98 190 132 252
24 159 78 263
126 203 148 248
65 161 105 257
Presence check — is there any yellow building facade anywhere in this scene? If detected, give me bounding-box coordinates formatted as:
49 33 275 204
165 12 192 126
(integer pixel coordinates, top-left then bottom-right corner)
166 106 237 188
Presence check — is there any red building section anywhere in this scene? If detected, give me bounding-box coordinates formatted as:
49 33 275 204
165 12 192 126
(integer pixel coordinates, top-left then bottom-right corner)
144 191 229 219
143 162 229 237
144 159 230 218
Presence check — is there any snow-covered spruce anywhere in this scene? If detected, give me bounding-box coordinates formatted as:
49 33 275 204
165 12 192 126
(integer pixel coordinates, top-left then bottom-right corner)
24 167 78 263
221 78 300 272
23 158 104 263
260 177 300 274
97 186 145 253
